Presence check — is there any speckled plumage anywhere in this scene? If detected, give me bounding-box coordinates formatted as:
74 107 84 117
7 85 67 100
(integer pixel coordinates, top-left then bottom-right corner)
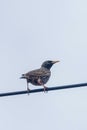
20 60 59 92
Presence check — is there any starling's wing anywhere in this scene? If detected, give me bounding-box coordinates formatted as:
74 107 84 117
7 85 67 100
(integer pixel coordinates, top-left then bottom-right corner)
26 68 50 77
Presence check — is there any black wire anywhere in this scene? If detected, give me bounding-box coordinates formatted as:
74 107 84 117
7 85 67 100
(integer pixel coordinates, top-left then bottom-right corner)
0 83 87 97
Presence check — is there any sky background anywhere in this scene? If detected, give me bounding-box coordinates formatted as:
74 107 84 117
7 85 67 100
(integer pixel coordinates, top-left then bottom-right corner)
0 0 87 130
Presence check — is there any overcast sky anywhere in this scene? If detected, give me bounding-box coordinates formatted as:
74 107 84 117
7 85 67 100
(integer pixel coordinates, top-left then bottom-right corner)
0 0 87 130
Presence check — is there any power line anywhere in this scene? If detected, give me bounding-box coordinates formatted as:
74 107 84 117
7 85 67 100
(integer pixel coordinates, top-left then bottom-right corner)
0 83 87 97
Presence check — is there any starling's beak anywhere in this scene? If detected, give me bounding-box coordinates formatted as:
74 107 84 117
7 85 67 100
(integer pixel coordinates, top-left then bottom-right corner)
52 60 60 64
20 74 26 79
20 77 23 79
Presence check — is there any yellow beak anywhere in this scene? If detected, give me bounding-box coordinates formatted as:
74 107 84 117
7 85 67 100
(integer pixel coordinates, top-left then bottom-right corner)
52 61 60 64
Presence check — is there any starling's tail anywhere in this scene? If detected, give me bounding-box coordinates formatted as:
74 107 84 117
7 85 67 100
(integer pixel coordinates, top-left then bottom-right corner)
20 74 26 79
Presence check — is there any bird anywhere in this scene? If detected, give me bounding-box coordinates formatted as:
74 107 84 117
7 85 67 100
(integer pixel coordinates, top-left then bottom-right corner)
20 60 60 92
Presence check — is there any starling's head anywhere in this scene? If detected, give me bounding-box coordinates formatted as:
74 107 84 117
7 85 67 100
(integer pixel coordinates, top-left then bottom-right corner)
41 60 60 70
20 74 27 79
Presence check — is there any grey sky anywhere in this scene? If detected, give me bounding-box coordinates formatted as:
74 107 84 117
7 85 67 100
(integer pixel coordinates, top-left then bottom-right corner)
0 0 87 130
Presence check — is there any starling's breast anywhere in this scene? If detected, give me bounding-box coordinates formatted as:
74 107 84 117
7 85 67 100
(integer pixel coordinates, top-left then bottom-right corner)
40 75 50 84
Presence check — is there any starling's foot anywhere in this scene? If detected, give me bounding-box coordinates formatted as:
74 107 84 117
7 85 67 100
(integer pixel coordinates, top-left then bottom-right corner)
27 87 30 95
44 86 48 93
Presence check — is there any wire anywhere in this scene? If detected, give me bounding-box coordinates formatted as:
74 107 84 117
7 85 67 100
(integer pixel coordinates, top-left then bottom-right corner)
0 83 87 97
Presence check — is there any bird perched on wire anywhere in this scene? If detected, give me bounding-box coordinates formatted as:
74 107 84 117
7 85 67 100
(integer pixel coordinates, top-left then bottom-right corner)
20 60 60 92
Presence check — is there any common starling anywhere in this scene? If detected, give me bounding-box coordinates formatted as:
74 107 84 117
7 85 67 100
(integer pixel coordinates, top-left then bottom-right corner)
20 60 59 92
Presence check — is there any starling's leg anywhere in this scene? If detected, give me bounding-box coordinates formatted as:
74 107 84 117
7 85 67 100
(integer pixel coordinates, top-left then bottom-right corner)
38 78 48 92
43 85 48 93
27 81 30 94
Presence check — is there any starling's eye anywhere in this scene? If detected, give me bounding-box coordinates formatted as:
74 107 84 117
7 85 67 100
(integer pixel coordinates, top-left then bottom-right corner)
48 61 53 65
